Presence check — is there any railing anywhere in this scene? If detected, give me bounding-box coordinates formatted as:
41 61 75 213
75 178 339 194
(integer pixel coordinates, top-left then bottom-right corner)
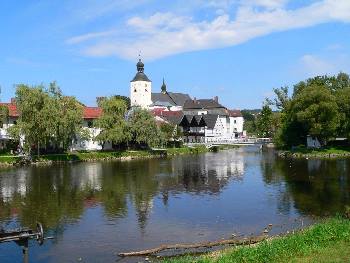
185 137 272 146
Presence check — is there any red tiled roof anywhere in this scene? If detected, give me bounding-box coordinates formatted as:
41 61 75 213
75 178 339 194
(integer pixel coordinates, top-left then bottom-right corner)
0 102 102 119
228 109 242 117
0 103 19 117
151 109 183 117
83 107 102 119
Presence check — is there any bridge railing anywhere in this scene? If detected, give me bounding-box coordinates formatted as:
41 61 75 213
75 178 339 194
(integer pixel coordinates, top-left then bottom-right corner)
185 137 272 146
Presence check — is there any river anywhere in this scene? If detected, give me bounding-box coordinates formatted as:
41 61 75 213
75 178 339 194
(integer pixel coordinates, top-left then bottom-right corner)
0 146 350 262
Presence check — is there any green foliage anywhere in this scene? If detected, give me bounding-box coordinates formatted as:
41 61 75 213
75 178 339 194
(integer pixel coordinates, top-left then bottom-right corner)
0 104 9 127
94 96 129 149
128 108 161 147
241 110 257 122
293 85 339 143
113 95 131 109
9 82 83 155
271 73 350 148
336 88 350 138
241 110 259 136
256 105 273 138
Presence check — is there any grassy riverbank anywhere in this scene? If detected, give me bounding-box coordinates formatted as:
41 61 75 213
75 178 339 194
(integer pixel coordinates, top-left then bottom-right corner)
279 146 350 159
0 146 212 165
165 217 350 263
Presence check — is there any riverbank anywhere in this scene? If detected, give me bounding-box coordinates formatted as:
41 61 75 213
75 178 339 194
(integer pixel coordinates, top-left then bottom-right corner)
278 146 350 159
0 146 213 166
165 216 350 263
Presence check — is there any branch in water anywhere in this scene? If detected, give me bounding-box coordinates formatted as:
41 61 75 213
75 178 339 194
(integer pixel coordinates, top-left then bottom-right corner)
118 235 267 257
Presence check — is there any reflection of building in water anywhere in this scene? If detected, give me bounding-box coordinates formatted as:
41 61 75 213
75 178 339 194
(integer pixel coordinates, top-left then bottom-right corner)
204 150 245 181
158 150 245 195
0 169 28 202
71 163 103 191
307 159 322 172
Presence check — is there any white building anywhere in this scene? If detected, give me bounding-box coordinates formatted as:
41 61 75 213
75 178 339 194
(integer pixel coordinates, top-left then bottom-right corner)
130 59 152 108
130 59 191 111
179 98 245 143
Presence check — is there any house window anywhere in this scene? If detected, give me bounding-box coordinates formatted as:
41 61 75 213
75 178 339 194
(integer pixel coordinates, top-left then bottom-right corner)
87 121 93 128
134 89 137 92
234 120 237 124
145 89 148 92
145 84 147 87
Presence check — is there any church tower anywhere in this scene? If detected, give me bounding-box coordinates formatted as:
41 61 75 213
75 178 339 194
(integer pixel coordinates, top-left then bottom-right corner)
130 59 152 108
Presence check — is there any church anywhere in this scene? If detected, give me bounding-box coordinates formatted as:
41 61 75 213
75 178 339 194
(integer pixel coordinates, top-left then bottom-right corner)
130 59 191 111
129 59 245 142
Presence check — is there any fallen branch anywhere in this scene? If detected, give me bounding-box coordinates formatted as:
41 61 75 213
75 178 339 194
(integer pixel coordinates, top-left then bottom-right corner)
118 235 267 257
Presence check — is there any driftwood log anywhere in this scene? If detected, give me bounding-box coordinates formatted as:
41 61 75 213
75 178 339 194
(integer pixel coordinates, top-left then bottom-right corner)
118 235 267 257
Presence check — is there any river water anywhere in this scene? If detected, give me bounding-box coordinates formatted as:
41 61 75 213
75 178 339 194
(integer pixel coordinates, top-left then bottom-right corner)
0 146 350 262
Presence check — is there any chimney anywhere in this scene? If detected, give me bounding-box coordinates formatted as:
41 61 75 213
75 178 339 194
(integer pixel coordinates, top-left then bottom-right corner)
214 96 218 103
11 98 16 104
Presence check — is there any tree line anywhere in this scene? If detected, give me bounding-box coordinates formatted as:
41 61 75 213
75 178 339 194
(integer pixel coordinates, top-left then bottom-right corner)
1 83 180 155
252 72 350 148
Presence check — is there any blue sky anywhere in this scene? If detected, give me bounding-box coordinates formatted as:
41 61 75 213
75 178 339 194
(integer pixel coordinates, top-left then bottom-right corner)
1 0 350 109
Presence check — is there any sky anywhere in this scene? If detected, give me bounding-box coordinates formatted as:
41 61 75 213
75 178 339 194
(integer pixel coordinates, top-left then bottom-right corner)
0 0 350 109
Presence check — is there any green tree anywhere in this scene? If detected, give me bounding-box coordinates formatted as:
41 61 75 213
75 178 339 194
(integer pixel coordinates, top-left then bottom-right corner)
57 96 84 150
95 96 129 149
0 104 9 127
336 87 350 139
293 85 339 144
128 109 160 148
8 83 84 155
256 105 273 138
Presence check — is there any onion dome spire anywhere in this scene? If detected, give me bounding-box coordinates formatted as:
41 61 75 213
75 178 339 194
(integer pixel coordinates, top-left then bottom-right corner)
161 78 167 94
136 59 144 73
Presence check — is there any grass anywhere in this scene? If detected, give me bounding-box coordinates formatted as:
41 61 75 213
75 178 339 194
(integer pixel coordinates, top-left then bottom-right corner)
281 145 350 159
0 146 212 164
166 146 209 156
292 146 350 154
164 217 350 263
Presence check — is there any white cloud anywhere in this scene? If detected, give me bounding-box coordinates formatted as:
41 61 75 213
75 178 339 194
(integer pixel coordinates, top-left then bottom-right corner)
67 0 350 60
300 54 335 76
66 30 117 44
241 0 287 9
297 52 350 78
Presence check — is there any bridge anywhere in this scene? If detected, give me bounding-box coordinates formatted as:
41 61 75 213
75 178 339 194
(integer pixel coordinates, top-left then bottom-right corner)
185 138 273 148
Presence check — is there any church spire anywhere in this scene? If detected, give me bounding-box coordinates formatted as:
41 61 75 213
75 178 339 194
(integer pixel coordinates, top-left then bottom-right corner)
136 59 144 73
161 78 167 94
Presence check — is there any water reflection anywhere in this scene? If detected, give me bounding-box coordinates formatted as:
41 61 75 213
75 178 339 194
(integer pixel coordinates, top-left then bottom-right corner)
261 151 350 216
0 148 349 262
0 151 247 231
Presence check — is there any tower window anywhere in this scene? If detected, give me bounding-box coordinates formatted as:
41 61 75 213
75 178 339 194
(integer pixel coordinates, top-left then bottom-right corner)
134 88 137 92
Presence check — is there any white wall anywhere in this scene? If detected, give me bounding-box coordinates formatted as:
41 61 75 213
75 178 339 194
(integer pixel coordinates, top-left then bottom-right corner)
130 80 152 108
229 117 244 135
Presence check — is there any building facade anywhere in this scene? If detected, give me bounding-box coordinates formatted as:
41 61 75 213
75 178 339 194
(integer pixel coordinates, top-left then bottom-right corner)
179 98 245 143
130 59 152 108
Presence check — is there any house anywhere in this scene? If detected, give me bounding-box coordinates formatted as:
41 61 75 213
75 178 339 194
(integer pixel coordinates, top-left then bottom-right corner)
306 135 321 149
179 97 245 143
0 100 106 151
